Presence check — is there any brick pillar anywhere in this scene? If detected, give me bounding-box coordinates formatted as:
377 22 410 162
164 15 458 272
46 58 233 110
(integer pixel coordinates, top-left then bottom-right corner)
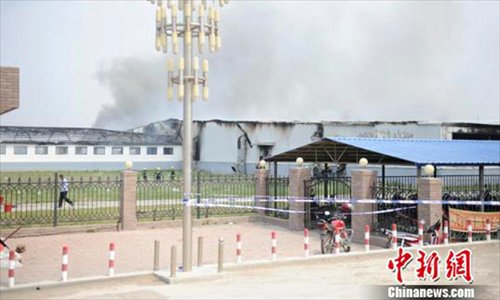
120 170 137 231
255 169 269 216
288 167 310 231
351 170 377 243
417 177 443 242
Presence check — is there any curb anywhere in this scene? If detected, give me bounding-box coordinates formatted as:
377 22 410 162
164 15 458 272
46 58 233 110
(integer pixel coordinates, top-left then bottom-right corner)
2 241 498 291
0 271 153 293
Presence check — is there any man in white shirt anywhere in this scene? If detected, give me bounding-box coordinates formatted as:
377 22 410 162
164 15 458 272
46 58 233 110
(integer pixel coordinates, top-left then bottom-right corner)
58 174 74 208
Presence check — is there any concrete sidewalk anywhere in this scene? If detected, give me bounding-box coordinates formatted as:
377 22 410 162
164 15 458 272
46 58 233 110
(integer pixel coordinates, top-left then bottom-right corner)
0 220 381 287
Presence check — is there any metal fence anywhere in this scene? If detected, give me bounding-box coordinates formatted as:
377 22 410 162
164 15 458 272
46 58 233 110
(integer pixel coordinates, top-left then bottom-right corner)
304 176 352 228
0 175 121 227
440 174 500 212
267 176 290 219
373 176 418 233
136 173 258 221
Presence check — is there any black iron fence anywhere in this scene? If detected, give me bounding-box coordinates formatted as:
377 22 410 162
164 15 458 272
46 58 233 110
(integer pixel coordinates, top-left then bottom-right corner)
136 173 258 221
267 176 290 219
374 176 418 233
440 174 500 212
304 176 352 228
0 175 121 227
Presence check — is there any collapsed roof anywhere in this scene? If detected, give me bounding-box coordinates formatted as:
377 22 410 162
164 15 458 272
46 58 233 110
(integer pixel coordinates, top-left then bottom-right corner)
0 126 181 146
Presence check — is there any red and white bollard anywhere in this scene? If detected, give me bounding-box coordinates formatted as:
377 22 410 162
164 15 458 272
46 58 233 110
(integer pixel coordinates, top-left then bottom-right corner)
236 233 242 263
418 220 424 247
467 220 473 243
61 245 69 282
364 225 370 251
8 250 15 288
304 229 310 257
443 220 449 245
271 231 277 261
392 224 398 250
108 242 115 276
334 227 340 255
486 219 491 242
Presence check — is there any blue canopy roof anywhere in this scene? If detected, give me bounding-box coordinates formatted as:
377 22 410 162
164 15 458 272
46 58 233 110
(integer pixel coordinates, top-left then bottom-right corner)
267 137 500 166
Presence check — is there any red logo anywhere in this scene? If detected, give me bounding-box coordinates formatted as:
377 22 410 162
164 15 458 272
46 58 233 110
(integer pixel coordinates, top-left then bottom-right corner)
388 248 473 284
445 249 473 284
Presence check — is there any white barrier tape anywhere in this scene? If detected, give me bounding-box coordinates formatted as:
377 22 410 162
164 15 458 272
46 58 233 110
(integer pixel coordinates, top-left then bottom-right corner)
191 203 302 214
191 202 418 216
193 196 500 206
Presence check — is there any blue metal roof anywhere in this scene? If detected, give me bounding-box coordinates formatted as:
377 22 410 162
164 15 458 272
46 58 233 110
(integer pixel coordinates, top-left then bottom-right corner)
326 137 500 166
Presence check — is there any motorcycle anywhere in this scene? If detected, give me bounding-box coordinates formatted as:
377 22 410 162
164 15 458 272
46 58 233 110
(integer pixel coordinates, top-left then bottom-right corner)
314 210 353 254
380 219 442 248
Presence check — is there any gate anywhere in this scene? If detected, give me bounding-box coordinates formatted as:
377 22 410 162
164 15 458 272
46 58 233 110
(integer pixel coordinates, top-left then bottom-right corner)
304 175 351 229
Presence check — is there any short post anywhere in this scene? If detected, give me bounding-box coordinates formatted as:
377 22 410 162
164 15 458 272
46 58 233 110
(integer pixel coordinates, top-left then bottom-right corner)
271 231 277 261
364 225 370 251
443 220 449 245
170 245 177 278
108 242 116 276
392 224 398 250
8 250 15 288
218 238 224 273
197 236 203 267
334 227 340 255
153 240 160 271
304 229 310 257
485 219 491 242
467 220 473 243
418 220 424 247
61 245 69 282
236 233 242 263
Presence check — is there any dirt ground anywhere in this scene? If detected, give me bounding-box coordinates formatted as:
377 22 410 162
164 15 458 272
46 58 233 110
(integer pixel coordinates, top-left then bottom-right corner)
0 222 378 286
2 242 499 300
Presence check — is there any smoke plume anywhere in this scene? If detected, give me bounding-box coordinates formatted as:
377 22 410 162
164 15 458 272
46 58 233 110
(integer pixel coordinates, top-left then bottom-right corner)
93 1 499 129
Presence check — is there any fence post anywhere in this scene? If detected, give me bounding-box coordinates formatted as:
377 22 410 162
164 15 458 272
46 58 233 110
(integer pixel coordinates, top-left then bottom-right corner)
53 172 58 227
392 224 398 250
196 171 201 219
486 219 491 242
108 242 116 276
417 177 443 243
8 250 15 288
288 166 310 230
170 245 177 278
153 240 160 271
120 169 137 230
255 169 269 216
218 238 224 273
364 225 370 251
197 236 203 267
351 170 377 244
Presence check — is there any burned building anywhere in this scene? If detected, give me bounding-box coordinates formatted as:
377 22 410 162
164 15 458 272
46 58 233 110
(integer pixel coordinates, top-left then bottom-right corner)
0 120 498 172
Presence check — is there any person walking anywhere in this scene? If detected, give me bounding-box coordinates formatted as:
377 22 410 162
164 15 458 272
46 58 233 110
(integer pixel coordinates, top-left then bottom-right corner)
58 174 73 208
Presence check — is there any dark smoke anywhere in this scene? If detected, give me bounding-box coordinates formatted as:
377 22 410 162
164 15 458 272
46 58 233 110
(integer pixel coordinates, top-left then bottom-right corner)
93 1 499 129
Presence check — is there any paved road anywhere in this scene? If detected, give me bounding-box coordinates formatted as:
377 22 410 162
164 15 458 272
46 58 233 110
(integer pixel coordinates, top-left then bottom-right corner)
2 242 499 300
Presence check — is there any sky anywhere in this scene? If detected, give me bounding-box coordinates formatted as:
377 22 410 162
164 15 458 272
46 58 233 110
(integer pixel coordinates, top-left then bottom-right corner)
0 0 499 130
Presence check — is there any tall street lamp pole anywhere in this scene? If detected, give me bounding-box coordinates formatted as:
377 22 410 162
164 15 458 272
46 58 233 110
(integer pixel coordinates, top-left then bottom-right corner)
147 0 228 272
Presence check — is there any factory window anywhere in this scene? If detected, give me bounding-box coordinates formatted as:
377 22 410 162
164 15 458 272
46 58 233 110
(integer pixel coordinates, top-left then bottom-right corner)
56 146 68 155
129 147 141 155
94 147 105 155
258 145 273 158
35 146 48 155
147 147 157 155
14 146 28 155
75 146 88 155
112 147 123 155
163 147 173 155
0 145 6 155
